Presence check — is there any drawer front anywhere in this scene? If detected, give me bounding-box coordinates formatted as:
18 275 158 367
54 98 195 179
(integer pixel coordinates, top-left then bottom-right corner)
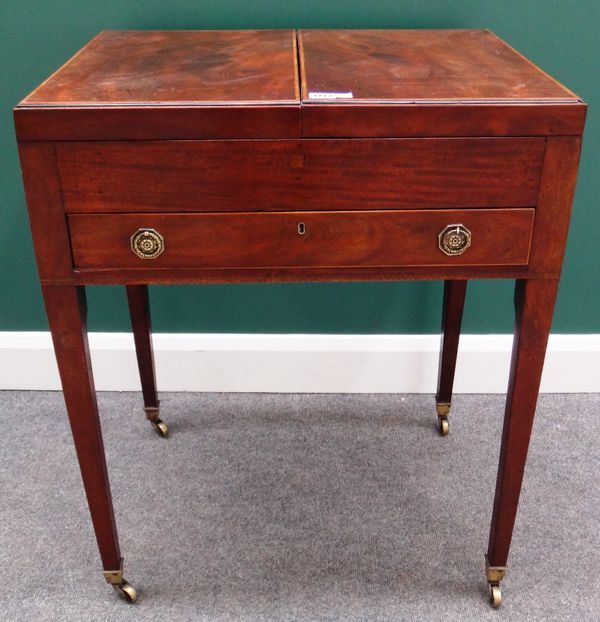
68 209 534 270
57 138 544 213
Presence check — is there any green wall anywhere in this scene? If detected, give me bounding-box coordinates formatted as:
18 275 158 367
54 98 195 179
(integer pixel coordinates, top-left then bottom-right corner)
1 1 598 334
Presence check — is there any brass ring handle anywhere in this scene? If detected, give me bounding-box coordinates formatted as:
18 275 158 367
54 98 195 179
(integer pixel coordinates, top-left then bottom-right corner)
130 228 165 259
438 224 471 256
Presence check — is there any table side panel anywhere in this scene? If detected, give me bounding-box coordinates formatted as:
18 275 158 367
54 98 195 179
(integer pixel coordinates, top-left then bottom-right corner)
300 103 586 138
17 142 74 280
528 136 583 274
14 105 302 142
56 138 545 213
14 103 586 141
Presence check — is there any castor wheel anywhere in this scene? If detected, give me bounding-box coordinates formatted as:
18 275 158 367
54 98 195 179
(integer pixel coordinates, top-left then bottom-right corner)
103 563 137 604
151 418 169 438
489 583 502 608
485 555 507 609
112 580 138 603
144 405 168 438
435 402 450 436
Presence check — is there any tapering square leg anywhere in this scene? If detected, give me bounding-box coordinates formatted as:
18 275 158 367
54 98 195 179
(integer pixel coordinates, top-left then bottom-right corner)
42 285 136 602
126 285 167 438
435 280 468 436
485 278 560 607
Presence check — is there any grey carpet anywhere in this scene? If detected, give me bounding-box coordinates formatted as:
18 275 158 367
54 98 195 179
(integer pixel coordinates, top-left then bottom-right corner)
0 391 598 621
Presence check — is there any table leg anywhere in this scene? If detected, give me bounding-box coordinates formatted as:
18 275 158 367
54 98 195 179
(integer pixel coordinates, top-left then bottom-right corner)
126 285 167 438
42 285 137 602
485 278 559 608
435 279 468 436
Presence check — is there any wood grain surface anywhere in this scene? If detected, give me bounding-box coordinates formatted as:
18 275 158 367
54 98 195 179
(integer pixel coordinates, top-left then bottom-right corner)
57 138 544 213
21 30 299 106
14 105 302 141
299 30 579 103
299 103 586 138
15 30 301 140
14 29 586 140
298 30 585 138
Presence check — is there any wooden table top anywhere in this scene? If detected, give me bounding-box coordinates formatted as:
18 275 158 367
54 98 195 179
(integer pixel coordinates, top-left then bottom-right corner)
21 30 299 106
299 29 579 104
15 29 585 141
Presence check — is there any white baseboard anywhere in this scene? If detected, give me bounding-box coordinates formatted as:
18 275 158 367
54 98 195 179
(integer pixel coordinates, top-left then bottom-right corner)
0 332 598 393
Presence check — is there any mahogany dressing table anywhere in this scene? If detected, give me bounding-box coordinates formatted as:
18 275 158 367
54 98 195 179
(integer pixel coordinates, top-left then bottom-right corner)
14 29 586 608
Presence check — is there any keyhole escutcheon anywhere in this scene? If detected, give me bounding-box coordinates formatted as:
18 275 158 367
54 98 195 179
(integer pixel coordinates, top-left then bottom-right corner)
297 222 306 235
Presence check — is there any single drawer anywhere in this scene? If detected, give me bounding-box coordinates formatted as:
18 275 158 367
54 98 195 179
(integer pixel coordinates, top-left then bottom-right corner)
57 138 544 213
68 209 534 270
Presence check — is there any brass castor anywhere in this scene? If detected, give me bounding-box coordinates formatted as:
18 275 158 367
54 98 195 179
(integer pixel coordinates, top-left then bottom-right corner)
489 583 502 608
438 416 449 436
151 419 169 438
144 404 168 438
113 580 138 603
435 401 450 436
485 555 507 609
103 562 137 604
